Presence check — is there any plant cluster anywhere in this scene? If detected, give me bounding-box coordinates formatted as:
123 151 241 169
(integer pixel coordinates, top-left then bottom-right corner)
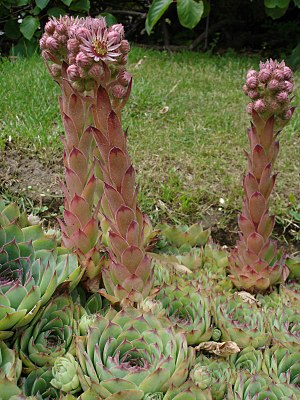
0 15 299 400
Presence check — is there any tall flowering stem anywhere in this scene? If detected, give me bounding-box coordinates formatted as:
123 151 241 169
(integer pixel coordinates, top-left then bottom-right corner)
40 16 132 290
229 60 295 292
92 87 152 305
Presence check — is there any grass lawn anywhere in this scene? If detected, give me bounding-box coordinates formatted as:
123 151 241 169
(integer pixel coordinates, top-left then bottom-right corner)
0 47 299 246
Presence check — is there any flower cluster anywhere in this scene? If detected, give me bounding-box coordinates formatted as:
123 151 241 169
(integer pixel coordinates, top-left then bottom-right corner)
40 16 131 95
243 59 294 124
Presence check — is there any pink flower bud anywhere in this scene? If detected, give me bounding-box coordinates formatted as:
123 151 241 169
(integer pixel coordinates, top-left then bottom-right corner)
111 24 124 38
258 68 272 83
242 84 248 95
78 67 88 78
112 84 127 99
276 91 288 103
253 99 266 113
285 81 294 94
39 35 48 50
75 27 89 40
120 40 130 54
67 38 79 52
107 30 121 44
268 79 280 91
248 90 259 100
270 101 279 112
282 109 292 120
67 64 80 80
119 55 128 66
88 64 104 80
56 34 67 45
246 103 254 114
283 66 292 80
118 70 131 86
273 69 285 81
76 51 91 68
46 37 59 51
246 76 258 89
50 63 61 78
56 23 67 35
45 20 56 34
246 70 258 79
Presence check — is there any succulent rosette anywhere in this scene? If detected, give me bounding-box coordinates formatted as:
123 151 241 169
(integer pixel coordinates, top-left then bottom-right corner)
76 307 194 399
0 341 22 400
213 293 270 348
0 201 82 339
262 345 300 385
286 256 300 279
154 283 212 345
193 355 233 400
157 223 210 249
15 295 83 373
267 306 300 350
228 372 300 399
51 353 82 394
230 346 263 375
19 367 59 399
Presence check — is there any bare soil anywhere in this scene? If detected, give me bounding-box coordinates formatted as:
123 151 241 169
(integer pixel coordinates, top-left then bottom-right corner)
0 143 299 253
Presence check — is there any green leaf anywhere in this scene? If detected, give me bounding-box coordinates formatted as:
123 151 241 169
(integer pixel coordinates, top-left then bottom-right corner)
265 5 289 18
99 12 118 27
294 0 300 6
35 0 50 9
20 16 40 40
264 0 290 7
61 0 73 5
177 0 204 29
47 7 66 17
145 0 173 35
17 0 29 5
70 0 90 12
4 19 21 40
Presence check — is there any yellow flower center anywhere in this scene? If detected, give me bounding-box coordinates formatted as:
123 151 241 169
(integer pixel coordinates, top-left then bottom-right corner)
92 39 107 56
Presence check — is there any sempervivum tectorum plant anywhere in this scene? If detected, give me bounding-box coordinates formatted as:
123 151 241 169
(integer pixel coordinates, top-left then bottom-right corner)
262 344 300 385
154 283 212 345
51 353 82 395
193 354 233 400
229 346 263 375
15 295 84 374
157 223 210 249
267 305 300 350
17 367 59 399
0 341 22 399
92 89 152 304
229 59 295 293
212 292 270 348
76 307 194 399
0 201 82 339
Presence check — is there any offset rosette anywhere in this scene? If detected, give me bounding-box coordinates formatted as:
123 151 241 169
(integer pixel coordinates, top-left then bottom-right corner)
212 293 270 348
262 345 300 385
0 200 82 339
18 367 59 399
192 355 233 400
51 353 82 394
15 295 83 374
0 341 22 399
76 307 194 399
267 306 300 350
154 283 212 345
229 346 263 375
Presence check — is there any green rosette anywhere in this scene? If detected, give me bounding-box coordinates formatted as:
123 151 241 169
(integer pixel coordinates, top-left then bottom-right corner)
230 346 263 375
51 353 82 394
76 307 194 399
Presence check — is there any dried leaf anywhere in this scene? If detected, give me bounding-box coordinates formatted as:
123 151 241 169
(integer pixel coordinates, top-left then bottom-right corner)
159 106 169 114
195 341 240 356
237 291 261 306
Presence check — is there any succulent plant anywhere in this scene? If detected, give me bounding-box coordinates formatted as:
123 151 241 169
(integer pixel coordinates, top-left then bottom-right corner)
0 340 22 383
76 307 194 399
229 59 295 293
0 200 82 339
286 256 300 279
193 354 233 400
93 88 152 304
158 223 210 249
212 293 270 348
230 346 263 375
267 306 300 350
15 295 83 374
154 283 212 345
20 367 59 399
227 372 272 399
51 353 82 394
262 344 300 385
